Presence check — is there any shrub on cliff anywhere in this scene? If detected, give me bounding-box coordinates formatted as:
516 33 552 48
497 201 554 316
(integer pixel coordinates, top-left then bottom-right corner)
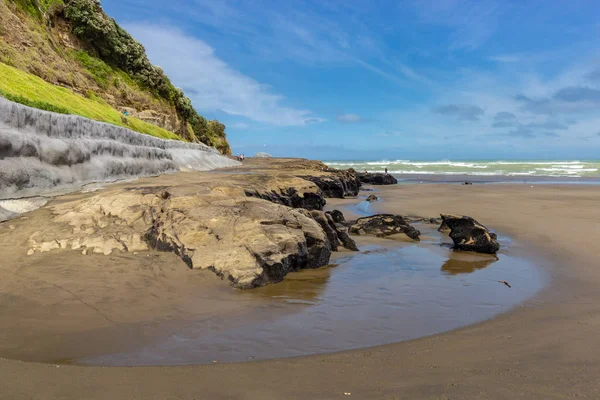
61 0 229 152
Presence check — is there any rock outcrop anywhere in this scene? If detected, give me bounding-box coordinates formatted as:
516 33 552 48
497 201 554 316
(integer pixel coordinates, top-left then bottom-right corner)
301 170 360 198
254 152 272 158
244 188 326 211
22 170 361 289
356 173 398 185
326 209 345 223
440 214 500 254
349 214 420 241
366 194 379 202
24 185 334 289
309 211 358 252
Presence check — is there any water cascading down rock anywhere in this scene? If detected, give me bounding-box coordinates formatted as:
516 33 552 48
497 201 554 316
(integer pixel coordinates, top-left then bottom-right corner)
0 97 239 200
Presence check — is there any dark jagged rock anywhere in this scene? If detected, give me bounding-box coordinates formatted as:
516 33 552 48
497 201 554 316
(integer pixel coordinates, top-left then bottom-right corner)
438 219 450 233
244 188 326 211
356 173 398 185
301 169 360 199
349 214 420 241
326 209 345 223
440 214 500 254
463 181 473 185
366 194 379 202
309 211 359 252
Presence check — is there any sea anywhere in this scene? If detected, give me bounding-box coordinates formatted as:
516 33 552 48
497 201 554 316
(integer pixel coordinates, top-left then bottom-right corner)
324 160 600 183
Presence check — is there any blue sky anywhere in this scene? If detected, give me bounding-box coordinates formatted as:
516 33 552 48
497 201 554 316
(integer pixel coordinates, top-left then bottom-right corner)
101 0 600 160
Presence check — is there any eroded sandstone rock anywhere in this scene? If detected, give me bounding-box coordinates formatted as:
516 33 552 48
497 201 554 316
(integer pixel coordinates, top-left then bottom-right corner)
349 214 420 241
24 180 353 288
440 214 500 254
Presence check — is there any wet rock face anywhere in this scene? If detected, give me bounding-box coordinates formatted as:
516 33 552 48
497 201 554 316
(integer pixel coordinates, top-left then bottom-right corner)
309 210 359 252
244 188 326 211
440 214 500 254
356 173 398 185
349 214 420 241
0 98 239 199
366 194 379 202
326 209 345 223
301 169 361 199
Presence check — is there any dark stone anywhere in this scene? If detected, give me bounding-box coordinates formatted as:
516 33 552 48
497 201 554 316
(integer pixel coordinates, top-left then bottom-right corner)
438 219 450 233
463 181 473 185
244 188 326 210
326 209 345 223
301 169 361 198
356 173 398 185
440 214 500 254
349 214 420 241
366 194 379 202
310 210 359 251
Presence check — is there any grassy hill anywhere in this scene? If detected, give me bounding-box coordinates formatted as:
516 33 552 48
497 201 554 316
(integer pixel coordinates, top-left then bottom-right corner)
0 0 231 153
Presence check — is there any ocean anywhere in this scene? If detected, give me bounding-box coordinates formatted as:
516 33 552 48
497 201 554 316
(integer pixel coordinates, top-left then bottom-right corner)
324 160 600 181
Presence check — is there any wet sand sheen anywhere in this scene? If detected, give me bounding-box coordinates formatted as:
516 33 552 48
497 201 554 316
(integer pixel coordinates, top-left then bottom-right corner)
78 224 543 366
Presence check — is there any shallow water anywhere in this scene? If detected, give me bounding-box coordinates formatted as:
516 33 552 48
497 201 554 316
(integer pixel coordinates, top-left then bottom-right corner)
81 224 543 366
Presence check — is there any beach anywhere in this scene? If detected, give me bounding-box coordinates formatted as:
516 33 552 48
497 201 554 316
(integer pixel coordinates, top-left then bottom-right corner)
1 161 600 399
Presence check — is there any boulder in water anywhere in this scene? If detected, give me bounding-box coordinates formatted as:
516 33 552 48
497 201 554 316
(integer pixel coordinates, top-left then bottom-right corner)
366 194 379 202
440 214 500 254
349 214 420 241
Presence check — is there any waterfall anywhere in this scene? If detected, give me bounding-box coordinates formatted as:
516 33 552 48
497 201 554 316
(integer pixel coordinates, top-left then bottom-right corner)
0 97 239 200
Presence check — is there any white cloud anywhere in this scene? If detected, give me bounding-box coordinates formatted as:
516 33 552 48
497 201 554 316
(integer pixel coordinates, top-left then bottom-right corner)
337 114 362 123
126 24 322 126
229 122 249 129
489 55 521 63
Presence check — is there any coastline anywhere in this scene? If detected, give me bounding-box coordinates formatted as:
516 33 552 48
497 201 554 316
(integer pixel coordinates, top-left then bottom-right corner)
1 161 600 399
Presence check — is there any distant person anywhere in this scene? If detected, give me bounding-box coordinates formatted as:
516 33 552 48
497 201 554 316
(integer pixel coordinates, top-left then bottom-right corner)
385 168 388 175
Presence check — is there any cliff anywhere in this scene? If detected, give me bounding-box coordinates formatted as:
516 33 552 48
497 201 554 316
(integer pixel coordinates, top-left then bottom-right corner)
0 0 231 154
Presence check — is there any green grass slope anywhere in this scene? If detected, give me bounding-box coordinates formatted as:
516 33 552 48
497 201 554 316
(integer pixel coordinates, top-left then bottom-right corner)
0 0 232 152
0 62 181 140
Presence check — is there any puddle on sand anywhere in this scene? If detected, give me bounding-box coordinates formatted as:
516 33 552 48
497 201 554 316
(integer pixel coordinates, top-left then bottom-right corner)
81 224 543 366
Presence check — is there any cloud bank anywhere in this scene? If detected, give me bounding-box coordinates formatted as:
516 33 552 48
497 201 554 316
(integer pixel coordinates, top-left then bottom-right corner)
127 24 323 126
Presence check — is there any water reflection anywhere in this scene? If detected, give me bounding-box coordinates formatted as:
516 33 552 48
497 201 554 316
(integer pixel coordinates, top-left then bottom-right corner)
242 266 335 305
81 227 542 366
441 254 498 275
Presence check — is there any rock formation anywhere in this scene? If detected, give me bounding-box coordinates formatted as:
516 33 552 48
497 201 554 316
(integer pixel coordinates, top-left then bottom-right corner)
349 214 420 241
356 172 398 185
254 152 272 158
366 194 379 202
440 214 500 254
301 171 360 198
21 166 361 289
326 209 345 223
309 210 359 252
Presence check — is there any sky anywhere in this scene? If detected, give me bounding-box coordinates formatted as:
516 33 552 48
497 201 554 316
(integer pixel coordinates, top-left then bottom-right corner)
101 0 600 160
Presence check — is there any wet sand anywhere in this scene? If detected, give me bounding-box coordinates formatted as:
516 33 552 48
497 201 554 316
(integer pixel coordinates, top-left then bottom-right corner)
2 181 600 399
